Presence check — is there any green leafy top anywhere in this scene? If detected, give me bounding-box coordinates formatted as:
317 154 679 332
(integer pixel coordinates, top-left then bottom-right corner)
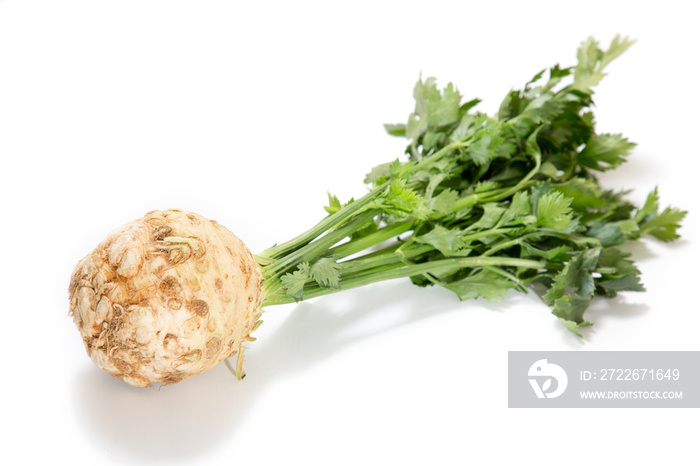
259 36 686 336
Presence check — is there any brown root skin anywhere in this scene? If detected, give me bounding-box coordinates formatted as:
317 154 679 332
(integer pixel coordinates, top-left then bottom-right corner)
69 209 264 387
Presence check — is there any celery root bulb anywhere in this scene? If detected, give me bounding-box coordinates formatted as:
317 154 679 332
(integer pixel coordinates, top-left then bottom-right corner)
68 209 264 387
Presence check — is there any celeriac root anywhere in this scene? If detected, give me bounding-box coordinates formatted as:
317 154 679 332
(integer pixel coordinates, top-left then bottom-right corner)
69 209 263 387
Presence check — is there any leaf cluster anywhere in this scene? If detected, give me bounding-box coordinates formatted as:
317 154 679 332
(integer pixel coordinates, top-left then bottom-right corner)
367 35 685 334
264 36 686 335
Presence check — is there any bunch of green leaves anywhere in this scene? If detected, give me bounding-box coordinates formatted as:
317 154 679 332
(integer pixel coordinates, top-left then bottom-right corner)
259 36 686 336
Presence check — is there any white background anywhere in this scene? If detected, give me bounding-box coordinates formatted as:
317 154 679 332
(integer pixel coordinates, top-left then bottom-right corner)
1 1 698 464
